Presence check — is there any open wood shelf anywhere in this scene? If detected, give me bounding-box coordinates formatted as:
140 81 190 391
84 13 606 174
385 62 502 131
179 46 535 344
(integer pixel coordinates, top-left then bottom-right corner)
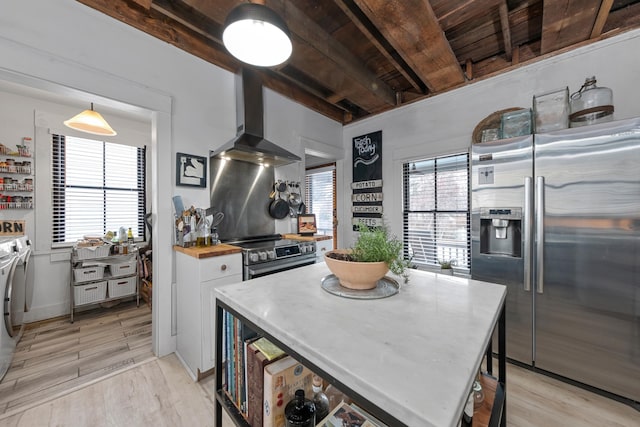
473 373 504 427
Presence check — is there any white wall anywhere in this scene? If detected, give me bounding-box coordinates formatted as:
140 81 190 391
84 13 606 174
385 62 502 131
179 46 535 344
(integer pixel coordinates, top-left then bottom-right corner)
0 0 342 357
340 29 640 247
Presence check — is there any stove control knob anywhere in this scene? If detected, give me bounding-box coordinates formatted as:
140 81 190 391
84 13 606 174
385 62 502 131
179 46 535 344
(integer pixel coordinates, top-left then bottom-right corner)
300 245 307 253
258 251 267 261
249 252 259 263
308 244 316 253
267 250 276 259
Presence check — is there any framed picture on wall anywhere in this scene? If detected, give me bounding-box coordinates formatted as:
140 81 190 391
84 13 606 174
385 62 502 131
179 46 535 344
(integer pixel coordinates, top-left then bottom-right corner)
297 214 317 236
176 152 207 187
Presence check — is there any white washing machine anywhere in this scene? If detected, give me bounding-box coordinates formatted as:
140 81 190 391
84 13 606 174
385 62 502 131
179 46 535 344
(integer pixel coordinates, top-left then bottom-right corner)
10 236 32 331
0 240 19 381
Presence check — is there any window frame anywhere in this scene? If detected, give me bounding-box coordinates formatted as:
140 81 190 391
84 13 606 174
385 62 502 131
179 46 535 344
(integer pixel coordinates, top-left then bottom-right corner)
51 134 147 247
305 163 336 241
402 152 470 271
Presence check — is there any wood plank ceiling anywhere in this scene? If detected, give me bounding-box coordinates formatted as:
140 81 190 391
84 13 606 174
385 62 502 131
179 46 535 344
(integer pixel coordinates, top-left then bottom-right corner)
78 0 640 124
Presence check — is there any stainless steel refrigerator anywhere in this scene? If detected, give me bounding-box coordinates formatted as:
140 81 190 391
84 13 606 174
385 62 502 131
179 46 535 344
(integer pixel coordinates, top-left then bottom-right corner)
471 117 640 402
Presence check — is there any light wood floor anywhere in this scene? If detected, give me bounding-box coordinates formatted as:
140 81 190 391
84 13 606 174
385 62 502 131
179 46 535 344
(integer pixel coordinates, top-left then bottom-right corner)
0 304 637 426
0 300 152 416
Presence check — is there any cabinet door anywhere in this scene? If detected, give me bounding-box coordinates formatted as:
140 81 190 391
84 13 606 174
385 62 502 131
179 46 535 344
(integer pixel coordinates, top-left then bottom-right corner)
201 273 242 373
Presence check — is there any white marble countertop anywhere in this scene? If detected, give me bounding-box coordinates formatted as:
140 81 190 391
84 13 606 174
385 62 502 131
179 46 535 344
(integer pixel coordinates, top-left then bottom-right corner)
214 264 506 427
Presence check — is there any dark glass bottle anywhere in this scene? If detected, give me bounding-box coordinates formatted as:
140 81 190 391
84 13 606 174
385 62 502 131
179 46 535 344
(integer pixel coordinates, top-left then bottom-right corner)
311 375 330 423
285 389 316 427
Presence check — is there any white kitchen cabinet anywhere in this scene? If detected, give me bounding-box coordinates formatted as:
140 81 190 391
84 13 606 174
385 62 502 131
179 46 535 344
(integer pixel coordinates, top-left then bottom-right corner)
315 238 333 261
176 249 242 380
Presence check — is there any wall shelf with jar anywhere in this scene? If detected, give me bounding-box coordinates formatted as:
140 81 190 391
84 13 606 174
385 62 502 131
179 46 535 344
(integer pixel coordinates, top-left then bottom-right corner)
0 137 34 210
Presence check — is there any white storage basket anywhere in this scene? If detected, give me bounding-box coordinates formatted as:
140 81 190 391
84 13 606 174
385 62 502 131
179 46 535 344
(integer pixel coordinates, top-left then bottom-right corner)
108 276 137 298
108 258 137 277
75 244 111 260
74 281 107 305
73 265 106 283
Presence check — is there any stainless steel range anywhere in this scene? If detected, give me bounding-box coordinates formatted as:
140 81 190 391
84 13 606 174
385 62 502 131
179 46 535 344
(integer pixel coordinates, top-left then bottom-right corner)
224 235 316 280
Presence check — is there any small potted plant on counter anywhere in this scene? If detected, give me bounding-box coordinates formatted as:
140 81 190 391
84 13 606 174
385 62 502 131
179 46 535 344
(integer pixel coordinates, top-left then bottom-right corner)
324 222 411 289
438 259 456 275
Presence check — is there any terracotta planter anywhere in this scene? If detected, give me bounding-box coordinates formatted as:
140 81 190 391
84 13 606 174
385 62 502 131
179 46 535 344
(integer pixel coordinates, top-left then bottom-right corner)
324 249 389 290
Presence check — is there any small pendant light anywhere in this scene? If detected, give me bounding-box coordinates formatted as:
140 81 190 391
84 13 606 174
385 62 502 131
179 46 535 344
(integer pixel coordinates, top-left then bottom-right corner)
64 103 117 136
222 2 292 67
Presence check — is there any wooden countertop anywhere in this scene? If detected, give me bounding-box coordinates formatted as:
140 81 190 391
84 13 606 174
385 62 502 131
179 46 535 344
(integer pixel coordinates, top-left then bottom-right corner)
283 234 333 242
173 244 242 259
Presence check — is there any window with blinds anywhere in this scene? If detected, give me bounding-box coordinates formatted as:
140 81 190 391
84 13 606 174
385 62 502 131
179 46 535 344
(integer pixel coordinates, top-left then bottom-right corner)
52 134 146 245
305 165 335 236
402 153 470 269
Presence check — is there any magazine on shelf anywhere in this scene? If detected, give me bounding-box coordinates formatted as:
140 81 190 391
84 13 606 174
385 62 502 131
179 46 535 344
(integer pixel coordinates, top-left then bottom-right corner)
318 401 380 427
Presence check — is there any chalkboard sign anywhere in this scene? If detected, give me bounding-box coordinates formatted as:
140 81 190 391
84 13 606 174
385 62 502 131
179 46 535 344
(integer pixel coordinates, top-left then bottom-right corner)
352 131 383 231
353 131 382 181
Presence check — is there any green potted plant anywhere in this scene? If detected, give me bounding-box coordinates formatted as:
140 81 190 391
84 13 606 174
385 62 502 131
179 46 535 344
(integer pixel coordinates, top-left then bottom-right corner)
438 259 456 275
324 222 411 289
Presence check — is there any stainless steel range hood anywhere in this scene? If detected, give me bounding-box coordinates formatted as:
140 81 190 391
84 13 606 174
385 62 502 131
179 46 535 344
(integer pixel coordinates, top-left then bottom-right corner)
211 68 301 167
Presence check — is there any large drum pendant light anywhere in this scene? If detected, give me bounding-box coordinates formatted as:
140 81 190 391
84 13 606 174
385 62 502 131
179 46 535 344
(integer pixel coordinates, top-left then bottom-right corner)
222 2 292 67
64 103 117 136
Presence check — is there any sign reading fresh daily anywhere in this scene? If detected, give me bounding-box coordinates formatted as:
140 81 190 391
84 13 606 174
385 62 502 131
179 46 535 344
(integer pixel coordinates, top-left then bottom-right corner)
352 130 382 230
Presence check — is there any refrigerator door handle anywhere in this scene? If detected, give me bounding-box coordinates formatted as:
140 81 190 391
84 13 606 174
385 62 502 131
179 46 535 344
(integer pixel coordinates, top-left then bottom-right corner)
524 176 532 292
535 176 545 294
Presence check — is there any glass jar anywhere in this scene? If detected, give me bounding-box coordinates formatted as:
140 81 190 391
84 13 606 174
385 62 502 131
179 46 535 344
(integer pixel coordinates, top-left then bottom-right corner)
500 108 532 138
570 76 613 127
472 379 485 409
311 375 329 422
533 87 569 132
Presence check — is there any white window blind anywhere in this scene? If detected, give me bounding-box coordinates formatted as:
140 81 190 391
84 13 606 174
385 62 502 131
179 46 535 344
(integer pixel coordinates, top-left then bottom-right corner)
305 166 335 236
403 153 470 269
52 134 146 245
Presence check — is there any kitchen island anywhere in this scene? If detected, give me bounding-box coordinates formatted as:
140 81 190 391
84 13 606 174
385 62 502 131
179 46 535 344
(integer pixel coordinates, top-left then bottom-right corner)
214 263 506 427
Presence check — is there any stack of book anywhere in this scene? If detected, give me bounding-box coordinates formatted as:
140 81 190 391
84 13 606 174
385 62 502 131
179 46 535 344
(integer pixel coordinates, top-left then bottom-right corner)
223 311 382 427
223 312 313 427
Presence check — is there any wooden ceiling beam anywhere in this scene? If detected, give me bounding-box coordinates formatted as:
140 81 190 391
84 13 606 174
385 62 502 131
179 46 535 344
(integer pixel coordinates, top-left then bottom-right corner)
438 0 502 31
590 0 614 38
150 0 223 44
352 0 466 92
332 0 425 93
183 0 387 114
264 0 398 106
131 0 152 10
260 71 349 123
540 0 601 54
603 1 640 32
499 1 513 60
76 0 347 123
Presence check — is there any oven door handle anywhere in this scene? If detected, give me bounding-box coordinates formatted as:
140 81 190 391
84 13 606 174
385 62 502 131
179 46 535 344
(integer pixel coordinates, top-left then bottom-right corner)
248 256 316 277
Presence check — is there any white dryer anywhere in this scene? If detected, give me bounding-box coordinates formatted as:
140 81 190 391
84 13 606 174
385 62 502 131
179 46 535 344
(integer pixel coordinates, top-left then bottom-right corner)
0 241 19 381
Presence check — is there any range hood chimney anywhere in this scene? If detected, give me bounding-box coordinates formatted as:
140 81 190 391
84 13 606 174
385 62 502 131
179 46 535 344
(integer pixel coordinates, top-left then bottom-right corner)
211 68 301 167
